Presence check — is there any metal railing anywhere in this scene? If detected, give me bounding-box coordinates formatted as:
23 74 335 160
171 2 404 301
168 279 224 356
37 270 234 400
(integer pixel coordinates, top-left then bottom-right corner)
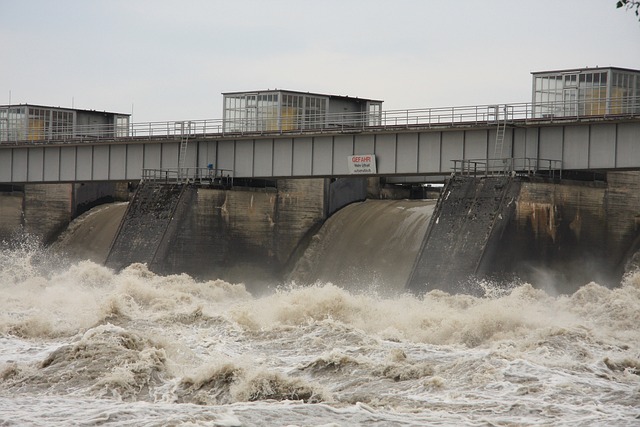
452 158 563 179
1 96 638 145
142 167 234 186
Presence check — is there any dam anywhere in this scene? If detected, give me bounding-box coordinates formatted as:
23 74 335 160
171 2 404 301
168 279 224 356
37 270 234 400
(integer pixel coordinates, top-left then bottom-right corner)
2 66 640 294
7 169 639 296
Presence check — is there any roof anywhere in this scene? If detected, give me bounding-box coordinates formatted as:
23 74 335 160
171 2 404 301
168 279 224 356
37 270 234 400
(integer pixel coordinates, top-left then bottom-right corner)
0 103 131 116
531 66 640 75
222 89 383 103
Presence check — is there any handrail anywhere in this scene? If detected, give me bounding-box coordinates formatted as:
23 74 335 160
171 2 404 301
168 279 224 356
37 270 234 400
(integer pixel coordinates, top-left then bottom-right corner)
142 167 234 185
452 157 563 179
1 96 639 145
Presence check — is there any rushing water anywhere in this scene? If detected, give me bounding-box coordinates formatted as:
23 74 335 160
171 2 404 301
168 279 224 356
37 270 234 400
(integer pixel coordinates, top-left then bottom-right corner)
1 205 640 425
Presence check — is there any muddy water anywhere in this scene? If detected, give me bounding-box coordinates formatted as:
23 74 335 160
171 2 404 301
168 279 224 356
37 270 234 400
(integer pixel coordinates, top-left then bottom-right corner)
1 200 639 425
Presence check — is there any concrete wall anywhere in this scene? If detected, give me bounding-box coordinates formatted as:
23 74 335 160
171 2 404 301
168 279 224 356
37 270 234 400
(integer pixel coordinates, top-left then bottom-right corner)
106 179 328 292
499 171 640 291
0 182 129 245
0 192 23 241
74 182 129 216
327 177 367 216
272 179 327 270
408 172 640 295
23 184 73 244
498 180 609 292
603 172 640 273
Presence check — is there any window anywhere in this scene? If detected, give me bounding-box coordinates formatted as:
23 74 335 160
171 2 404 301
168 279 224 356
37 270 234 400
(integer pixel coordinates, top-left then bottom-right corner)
281 94 304 130
115 115 129 137
304 95 327 129
4 107 26 141
533 75 564 117
368 102 382 126
27 108 50 141
611 71 640 114
224 94 257 132
51 110 74 139
533 69 640 117
257 93 279 131
222 91 380 132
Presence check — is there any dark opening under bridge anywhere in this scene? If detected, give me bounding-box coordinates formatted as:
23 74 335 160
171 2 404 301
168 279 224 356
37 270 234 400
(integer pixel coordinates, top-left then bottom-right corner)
1 99 639 184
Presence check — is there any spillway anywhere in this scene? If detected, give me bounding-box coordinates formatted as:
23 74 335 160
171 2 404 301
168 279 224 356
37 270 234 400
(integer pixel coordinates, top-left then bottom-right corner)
46 173 640 296
51 197 436 294
288 199 436 294
50 202 127 264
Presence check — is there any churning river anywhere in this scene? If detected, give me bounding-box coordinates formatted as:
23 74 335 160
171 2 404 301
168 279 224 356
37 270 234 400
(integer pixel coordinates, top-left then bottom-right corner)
1 201 639 426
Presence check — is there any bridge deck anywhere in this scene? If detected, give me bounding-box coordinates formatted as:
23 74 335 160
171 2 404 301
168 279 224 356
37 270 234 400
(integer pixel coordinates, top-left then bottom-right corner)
1 100 639 184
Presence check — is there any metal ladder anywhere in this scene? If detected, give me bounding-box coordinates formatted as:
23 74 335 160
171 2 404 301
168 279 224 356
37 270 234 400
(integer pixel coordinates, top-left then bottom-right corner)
493 105 508 159
177 121 191 180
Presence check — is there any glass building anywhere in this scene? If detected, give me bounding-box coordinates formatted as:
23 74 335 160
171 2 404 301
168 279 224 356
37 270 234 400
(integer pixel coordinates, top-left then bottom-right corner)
222 89 383 133
0 104 130 143
532 67 640 118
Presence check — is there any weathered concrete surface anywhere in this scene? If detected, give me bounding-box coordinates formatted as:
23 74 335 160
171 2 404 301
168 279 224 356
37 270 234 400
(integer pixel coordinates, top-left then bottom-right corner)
101 179 328 291
273 179 327 271
150 179 327 292
408 172 640 295
603 172 640 275
22 184 73 244
0 193 23 241
0 183 129 244
151 187 281 286
497 180 609 292
74 182 129 216
498 172 640 292
326 177 367 216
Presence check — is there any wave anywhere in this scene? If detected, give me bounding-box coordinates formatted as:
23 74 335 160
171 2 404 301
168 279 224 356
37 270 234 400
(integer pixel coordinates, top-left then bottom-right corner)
1 248 639 422
1 324 168 400
2 244 639 347
176 360 329 405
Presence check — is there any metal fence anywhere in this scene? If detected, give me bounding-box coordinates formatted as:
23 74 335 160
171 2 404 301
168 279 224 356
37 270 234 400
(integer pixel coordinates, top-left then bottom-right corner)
1 96 638 145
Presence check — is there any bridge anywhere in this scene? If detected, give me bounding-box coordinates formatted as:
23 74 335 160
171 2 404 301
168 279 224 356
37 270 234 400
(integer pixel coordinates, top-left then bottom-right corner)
1 99 639 184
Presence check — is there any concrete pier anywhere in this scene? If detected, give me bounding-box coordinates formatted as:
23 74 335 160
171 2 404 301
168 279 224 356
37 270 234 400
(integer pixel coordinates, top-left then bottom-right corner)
407 176 520 294
407 172 640 294
4 173 640 295
103 179 362 291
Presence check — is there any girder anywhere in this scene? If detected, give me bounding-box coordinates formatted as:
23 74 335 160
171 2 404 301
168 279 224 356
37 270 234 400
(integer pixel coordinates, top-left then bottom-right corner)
0 118 639 184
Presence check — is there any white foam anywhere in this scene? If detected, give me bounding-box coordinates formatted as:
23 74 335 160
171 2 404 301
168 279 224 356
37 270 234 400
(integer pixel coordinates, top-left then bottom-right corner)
1 247 639 425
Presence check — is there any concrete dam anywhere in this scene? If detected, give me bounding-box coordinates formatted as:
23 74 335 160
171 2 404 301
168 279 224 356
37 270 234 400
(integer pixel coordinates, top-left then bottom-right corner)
409 173 640 294
24 171 640 295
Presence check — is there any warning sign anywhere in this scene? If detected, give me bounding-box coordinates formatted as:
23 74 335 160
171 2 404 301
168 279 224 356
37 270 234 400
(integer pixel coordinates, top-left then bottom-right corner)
347 154 377 174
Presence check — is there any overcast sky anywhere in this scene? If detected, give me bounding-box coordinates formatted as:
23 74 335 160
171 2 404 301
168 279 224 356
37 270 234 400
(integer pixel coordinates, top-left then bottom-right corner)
1 0 639 122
